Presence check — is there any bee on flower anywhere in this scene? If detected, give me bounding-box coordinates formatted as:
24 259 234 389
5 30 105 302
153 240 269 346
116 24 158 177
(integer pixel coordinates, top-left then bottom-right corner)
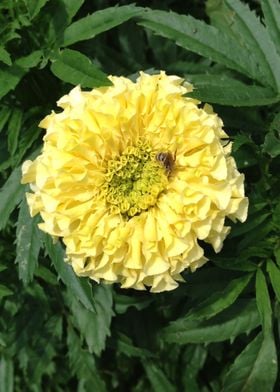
21 72 248 292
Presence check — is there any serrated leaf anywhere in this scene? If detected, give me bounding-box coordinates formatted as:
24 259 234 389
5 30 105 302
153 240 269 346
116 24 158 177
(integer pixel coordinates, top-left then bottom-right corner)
63 5 144 46
0 284 13 299
206 0 280 91
0 356 13 392
187 74 279 106
0 166 25 230
222 332 277 392
0 47 11 65
7 109 23 156
142 361 176 392
267 259 280 303
51 49 111 88
15 199 41 285
43 234 95 312
223 0 280 91
183 273 252 321
260 0 280 56
139 10 265 85
256 269 272 336
67 284 113 356
162 299 260 344
262 129 280 157
67 325 106 392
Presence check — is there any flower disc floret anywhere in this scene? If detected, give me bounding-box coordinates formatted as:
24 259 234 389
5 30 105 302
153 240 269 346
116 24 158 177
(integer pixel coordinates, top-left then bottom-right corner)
21 71 248 292
103 141 168 217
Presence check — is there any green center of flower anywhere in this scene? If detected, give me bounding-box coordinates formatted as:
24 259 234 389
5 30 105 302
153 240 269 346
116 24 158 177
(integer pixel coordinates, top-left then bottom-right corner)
103 141 169 217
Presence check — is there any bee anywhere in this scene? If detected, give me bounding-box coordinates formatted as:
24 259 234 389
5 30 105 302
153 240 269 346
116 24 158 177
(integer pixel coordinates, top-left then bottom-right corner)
156 151 176 176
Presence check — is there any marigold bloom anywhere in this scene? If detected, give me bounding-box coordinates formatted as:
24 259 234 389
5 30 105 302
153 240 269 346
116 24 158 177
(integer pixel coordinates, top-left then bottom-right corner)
22 72 248 292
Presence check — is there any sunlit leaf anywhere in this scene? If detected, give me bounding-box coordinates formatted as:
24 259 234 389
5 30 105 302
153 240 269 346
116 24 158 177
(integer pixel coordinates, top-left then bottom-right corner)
139 9 266 85
206 0 280 90
63 5 144 46
187 74 279 106
260 0 280 56
51 49 111 88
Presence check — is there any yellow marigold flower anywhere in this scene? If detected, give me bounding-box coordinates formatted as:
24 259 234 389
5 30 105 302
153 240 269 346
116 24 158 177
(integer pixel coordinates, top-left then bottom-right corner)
21 71 248 292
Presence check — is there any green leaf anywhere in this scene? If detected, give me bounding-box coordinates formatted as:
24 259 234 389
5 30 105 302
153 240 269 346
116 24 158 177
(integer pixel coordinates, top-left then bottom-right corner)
62 0 85 22
142 361 176 392
7 109 23 156
187 74 279 106
229 212 270 238
0 66 26 101
23 0 49 20
213 258 257 272
114 293 152 314
63 5 144 46
139 10 265 85
256 269 272 336
162 299 260 344
67 325 106 392
0 47 11 65
0 356 13 392
222 0 280 91
260 0 280 56
263 112 280 157
206 0 280 90
15 50 42 69
0 107 11 134
266 260 280 303
181 345 207 391
222 332 277 392
15 199 41 285
0 51 42 100
43 234 95 312
0 166 25 230
67 284 113 356
183 273 252 321
116 333 154 359
51 49 111 88
0 284 13 299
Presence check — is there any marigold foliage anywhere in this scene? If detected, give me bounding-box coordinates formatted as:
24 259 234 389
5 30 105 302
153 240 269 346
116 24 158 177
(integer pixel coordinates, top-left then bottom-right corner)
22 72 248 292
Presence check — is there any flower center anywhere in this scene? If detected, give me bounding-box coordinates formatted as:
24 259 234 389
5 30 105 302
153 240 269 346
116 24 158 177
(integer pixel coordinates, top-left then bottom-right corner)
103 140 169 217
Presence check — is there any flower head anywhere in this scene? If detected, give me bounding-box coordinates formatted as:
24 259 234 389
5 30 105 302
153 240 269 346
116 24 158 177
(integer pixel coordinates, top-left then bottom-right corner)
22 72 248 292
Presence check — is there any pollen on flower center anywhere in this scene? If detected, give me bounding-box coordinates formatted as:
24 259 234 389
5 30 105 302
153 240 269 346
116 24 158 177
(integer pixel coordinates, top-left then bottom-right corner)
103 140 169 217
